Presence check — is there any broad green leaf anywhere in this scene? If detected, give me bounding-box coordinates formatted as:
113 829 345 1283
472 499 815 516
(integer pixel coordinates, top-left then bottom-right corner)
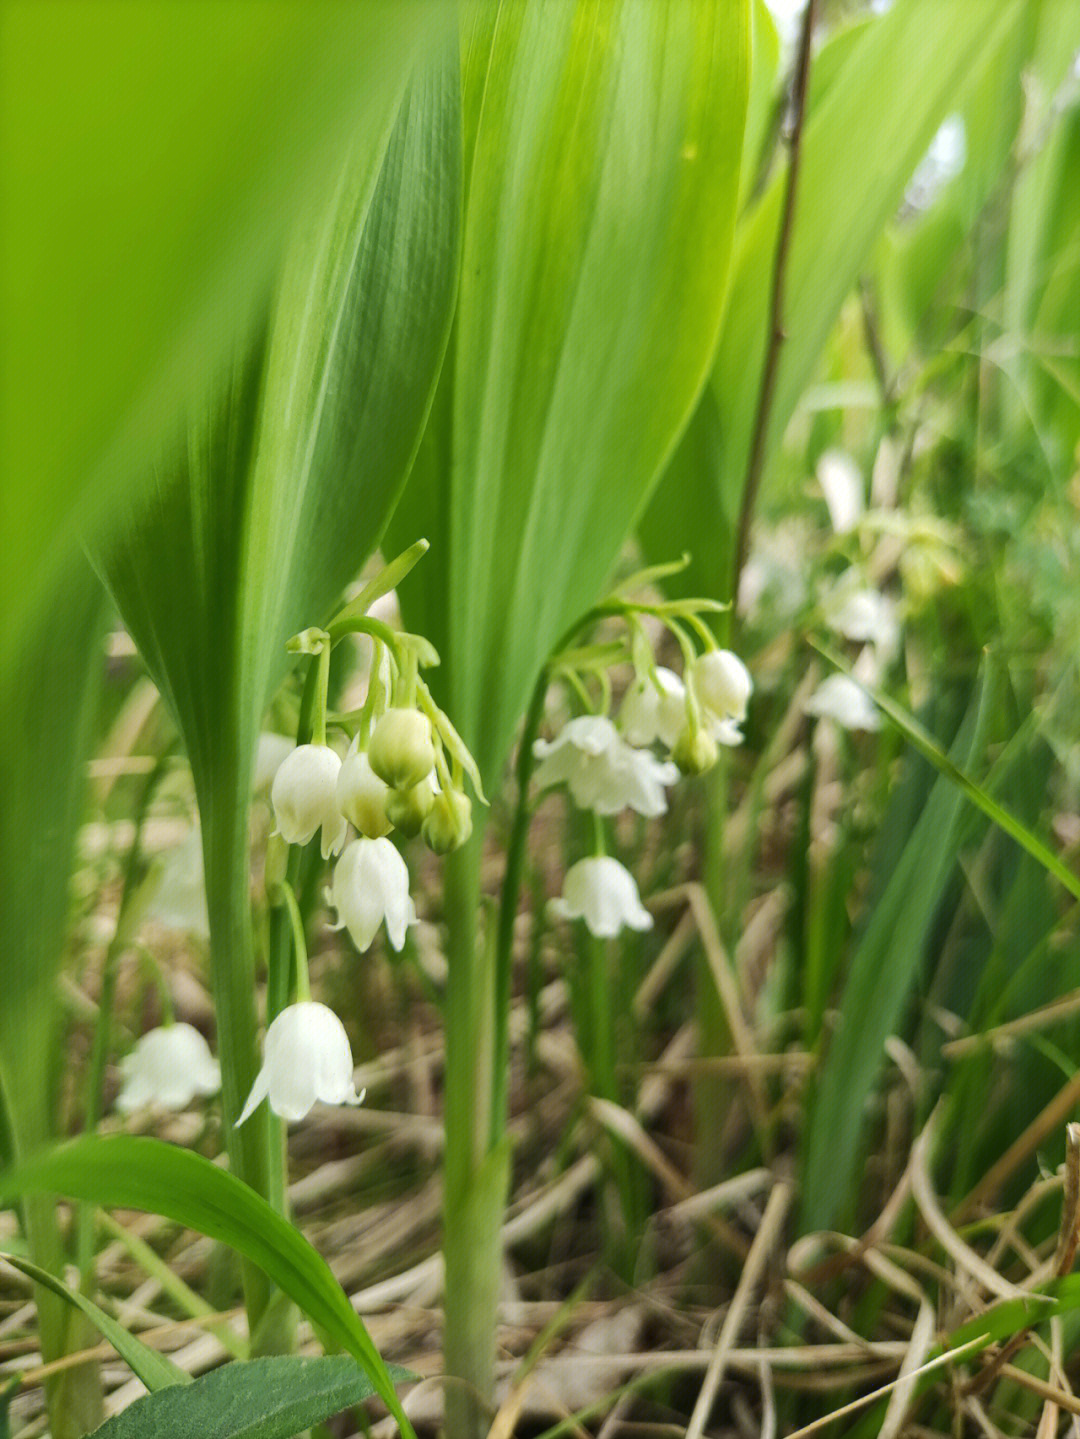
389 0 751 788
0 1253 188 1394
0 560 106 1433
97 46 461 1217
642 0 1028 600
0 2 438 661
0 1136 414 1436
86 1356 414 1439
800 684 988 1233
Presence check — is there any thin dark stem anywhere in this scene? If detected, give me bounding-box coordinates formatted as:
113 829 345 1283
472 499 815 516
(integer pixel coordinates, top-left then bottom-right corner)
733 0 819 603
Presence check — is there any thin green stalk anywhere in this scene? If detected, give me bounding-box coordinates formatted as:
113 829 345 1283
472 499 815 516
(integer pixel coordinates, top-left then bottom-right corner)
489 670 548 1150
442 831 509 1439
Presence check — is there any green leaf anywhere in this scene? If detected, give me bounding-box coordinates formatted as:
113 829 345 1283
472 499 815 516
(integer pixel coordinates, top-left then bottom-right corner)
86 1356 415 1439
0 3 438 660
642 0 1029 599
96 43 461 1222
800 685 989 1233
0 1253 188 1394
389 0 751 788
0 1136 414 1437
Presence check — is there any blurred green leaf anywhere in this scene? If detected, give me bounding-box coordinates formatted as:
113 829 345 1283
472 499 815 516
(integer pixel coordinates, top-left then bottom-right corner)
0 1253 188 1394
0 1 440 660
96 46 461 1217
0 1136 413 1436
86 1356 415 1439
389 0 751 788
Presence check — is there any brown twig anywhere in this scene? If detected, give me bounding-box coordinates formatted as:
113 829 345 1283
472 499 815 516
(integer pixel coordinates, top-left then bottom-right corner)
733 0 818 599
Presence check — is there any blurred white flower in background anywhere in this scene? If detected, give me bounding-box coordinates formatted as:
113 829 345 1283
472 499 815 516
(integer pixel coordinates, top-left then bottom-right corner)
533 715 678 817
548 857 653 939
816 450 864 534
823 572 900 660
804 673 882 732
144 826 209 938
116 1023 220 1113
331 836 415 952
271 743 348 858
237 1001 363 1125
619 667 686 749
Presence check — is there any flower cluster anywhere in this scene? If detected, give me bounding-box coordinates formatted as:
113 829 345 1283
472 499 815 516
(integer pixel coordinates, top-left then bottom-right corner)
534 579 752 939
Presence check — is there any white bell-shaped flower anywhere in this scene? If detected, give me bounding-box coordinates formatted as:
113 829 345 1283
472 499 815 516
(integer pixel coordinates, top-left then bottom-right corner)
803 673 881 731
236 1001 364 1125
619 668 686 749
691 649 752 725
825 583 899 654
271 743 348 859
331 837 415 952
336 742 392 838
548 857 653 939
533 715 678 817
116 1023 221 1114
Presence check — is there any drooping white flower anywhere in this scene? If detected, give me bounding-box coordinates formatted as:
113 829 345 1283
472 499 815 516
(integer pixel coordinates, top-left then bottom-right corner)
690 649 753 744
825 583 899 654
116 1023 221 1114
331 837 415 952
533 715 678 817
619 668 686 749
145 827 209 938
336 742 392 838
271 743 348 859
236 1001 363 1125
816 450 864 534
803 673 881 731
548 857 653 939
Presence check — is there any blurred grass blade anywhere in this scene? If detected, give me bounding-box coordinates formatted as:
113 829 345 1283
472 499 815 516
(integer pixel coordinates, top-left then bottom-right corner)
816 642 1080 903
800 684 988 1233
0 3 437 657
0 1253 188 1394
0 1136 415 1438
85 1356 415 1439
389 0 751 788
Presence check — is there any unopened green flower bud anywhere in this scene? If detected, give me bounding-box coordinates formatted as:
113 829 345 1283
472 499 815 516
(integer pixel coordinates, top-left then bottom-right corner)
385 778 435 838
671 725 718 776
369 708 435 790
336 747 392 838
422 789 473 854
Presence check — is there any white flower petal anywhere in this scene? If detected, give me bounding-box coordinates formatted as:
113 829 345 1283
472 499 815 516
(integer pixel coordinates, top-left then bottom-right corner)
804 674 881 731
691 650 752 725
239 1002 361 1125
552 857 654 939
332 837 415 954
117 1024 221 1115
271 744 345 852
619 668 686 749
816 450 864 534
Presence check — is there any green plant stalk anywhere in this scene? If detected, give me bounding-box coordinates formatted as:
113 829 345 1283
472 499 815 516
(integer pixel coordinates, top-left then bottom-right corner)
694 756 734 1188
200 753 280 1331
441 832 510 1439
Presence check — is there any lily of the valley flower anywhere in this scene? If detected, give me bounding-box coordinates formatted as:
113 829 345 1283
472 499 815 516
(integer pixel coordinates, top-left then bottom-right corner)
690 649 752 744
336 743 392 838
803 673 881 731
533 715 678 817
271 743 348 858
236 1001 363 1125
145 827 209 938
116 1023 221 1114
619 667 686 749
823 574 899 656
548 856 653 939
331 836 415 952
